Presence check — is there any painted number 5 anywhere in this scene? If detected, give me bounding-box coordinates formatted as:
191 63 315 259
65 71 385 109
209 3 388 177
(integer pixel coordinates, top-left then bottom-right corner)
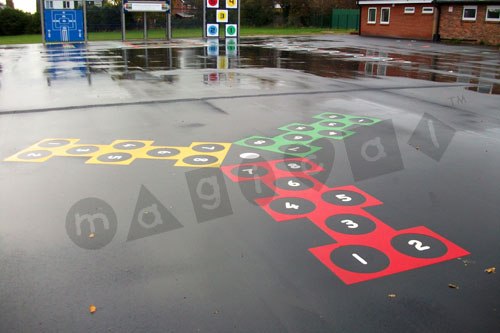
408 240 431 251
335 194 351 202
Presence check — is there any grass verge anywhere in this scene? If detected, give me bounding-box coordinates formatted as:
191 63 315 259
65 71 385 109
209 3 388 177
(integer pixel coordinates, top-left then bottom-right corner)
0 27 355 45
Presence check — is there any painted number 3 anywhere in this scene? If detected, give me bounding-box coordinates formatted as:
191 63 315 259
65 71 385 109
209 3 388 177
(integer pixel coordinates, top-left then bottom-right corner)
408 240 431 251
341 219 358 229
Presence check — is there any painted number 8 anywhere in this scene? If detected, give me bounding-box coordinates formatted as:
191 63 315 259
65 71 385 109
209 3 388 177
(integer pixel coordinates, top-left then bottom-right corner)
194 157 209 162
287 163 301 169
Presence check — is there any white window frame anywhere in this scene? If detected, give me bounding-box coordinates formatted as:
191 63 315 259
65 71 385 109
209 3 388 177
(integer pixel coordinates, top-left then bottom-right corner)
422 7 434 14
367 7 377 24
380 7 390 24
485 5 500 22
404 7 415 14
462 5 477 21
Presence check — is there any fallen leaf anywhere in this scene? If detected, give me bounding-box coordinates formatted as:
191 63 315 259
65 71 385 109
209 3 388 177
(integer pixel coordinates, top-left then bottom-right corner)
448 283 459 289
485 267 496 274
89 233 95 238
89 305 96 314
388 294 397 298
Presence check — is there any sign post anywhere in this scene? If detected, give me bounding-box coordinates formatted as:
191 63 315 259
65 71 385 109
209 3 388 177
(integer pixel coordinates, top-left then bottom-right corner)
204 0 240 41
122 0 171 41
41 0 87 43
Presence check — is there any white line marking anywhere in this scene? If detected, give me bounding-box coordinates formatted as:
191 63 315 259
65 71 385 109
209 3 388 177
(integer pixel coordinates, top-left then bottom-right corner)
352 253 368 265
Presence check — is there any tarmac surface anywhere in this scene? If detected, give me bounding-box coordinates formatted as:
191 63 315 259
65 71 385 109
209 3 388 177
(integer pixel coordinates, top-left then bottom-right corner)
0 35 499 332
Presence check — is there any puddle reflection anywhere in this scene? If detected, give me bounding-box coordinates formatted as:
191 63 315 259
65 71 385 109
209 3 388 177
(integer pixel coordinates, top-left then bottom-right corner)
41 38 499 94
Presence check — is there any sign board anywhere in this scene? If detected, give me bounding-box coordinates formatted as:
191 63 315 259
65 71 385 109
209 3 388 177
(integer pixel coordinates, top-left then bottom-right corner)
225 24 237 37
226 0 237 9
124 1 170 12
207 0 219 8
44 9 84 43
207 24 219 37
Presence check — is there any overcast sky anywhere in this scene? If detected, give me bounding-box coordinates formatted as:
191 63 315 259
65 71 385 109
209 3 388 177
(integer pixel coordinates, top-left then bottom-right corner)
14 0 37 13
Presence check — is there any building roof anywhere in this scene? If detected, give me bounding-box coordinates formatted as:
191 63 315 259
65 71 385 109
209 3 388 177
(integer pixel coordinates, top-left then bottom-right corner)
358 0 432 4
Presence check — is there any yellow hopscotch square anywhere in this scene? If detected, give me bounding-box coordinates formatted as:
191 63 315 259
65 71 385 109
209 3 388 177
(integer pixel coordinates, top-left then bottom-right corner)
85 140 154 165
56 144 109 157
4 138 80 163
134 146 189 160
174 142 231 167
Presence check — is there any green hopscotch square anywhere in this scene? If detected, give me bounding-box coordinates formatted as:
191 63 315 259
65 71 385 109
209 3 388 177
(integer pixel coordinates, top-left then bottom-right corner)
278 122 355 140
311 119 351 131
313 112 382 127
235 135 322 157
313 112 350 121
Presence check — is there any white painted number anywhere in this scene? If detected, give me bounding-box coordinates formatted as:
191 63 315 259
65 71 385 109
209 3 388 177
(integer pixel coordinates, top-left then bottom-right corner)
408 240 431 251
242 168 254 175
107 155 123 160
287 146 300 152
287 180 300 187
293 136 303 140
158 150 171 155
253 140 267 145
341 219 358 229
352 253 368 265
285 202 299 210
76 148 91 152
194 157 209 162
27 153 42 157
123 143 136 148
296 126 306 130
287 163 301 169
201 146 215 150
335 194 352 202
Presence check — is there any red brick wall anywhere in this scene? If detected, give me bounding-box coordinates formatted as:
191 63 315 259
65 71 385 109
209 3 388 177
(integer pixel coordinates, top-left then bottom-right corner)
360 4 436 40
439 5 500 45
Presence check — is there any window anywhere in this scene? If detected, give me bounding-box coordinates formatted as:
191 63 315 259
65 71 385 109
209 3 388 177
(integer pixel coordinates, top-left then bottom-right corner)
380 7 390 24
404 7 415 14
44 0 53 8
422 7 434 14
462 5 477 21
368 7 377 24
486 6 500 22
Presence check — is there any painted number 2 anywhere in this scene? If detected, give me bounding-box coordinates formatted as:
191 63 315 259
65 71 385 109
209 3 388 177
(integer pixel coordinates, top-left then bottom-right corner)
408 240 431 251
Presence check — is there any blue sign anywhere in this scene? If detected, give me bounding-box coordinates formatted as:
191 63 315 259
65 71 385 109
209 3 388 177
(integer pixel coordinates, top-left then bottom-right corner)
44 9 84 43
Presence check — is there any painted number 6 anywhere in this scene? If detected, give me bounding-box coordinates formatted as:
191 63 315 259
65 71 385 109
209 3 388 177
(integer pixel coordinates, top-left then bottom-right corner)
408 240 431 251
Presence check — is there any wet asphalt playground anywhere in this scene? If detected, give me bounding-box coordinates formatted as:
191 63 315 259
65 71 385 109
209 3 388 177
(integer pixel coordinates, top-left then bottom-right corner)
0 35 499 332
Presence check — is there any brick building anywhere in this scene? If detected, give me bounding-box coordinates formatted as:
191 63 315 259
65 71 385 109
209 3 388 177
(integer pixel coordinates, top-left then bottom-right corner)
358 0 439 40
357 0 499 44
437 0 499 45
